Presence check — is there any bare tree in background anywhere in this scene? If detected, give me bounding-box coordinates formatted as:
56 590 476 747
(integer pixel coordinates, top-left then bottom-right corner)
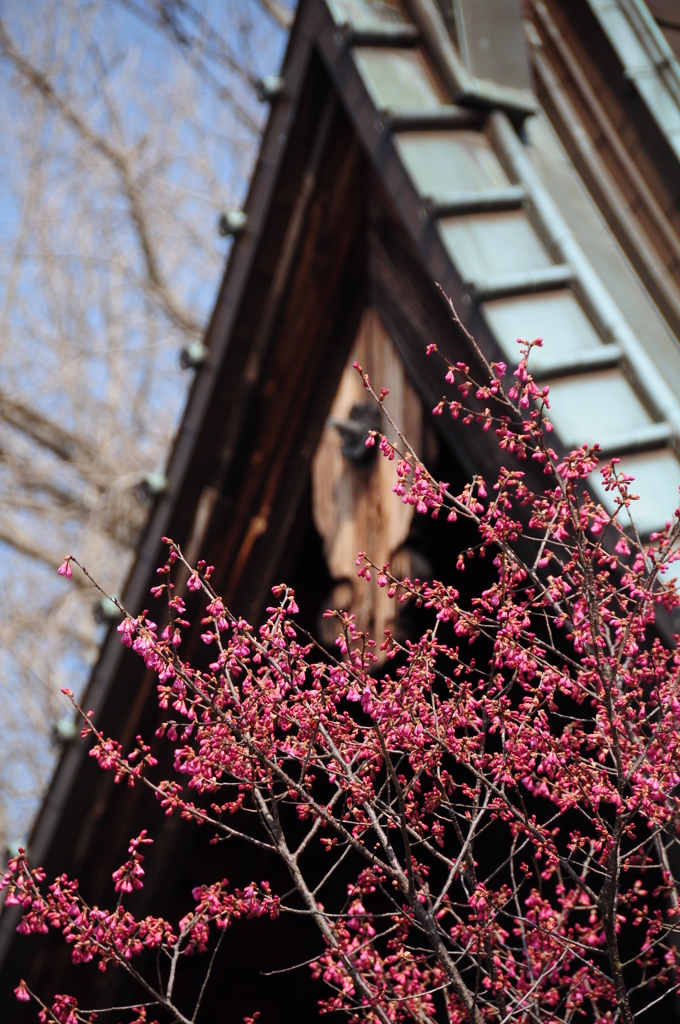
0 0 291 849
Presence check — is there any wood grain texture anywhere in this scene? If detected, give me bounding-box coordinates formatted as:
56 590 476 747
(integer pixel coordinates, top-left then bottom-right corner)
312 308 422 648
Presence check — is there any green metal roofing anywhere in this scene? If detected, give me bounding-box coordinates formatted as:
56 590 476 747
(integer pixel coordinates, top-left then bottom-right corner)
323 0 680 534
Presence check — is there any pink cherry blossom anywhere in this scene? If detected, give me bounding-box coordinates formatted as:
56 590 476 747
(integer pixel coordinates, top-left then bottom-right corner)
11 334 680 1024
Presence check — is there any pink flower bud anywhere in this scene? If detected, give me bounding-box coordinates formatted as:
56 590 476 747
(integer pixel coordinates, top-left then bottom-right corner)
57 558 72 578
14 980 30 1002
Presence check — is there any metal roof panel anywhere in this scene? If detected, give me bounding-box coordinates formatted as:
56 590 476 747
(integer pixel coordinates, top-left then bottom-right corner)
544 368 652 448
353 46 447 107
394 129 508 195
438 209 552 280
483 290 604 373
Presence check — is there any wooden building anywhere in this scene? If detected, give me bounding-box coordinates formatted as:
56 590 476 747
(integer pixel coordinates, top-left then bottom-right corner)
5 0 680 1019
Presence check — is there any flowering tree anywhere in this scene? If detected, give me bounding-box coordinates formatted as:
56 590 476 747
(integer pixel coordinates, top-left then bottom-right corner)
4 321 680 1024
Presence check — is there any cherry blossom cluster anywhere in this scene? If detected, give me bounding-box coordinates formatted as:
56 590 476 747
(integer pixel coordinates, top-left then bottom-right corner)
2 835 279 1023
9 326 680 1024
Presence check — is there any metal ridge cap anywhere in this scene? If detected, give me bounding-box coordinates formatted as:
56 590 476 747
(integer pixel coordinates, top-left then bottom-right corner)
487 109 680 440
